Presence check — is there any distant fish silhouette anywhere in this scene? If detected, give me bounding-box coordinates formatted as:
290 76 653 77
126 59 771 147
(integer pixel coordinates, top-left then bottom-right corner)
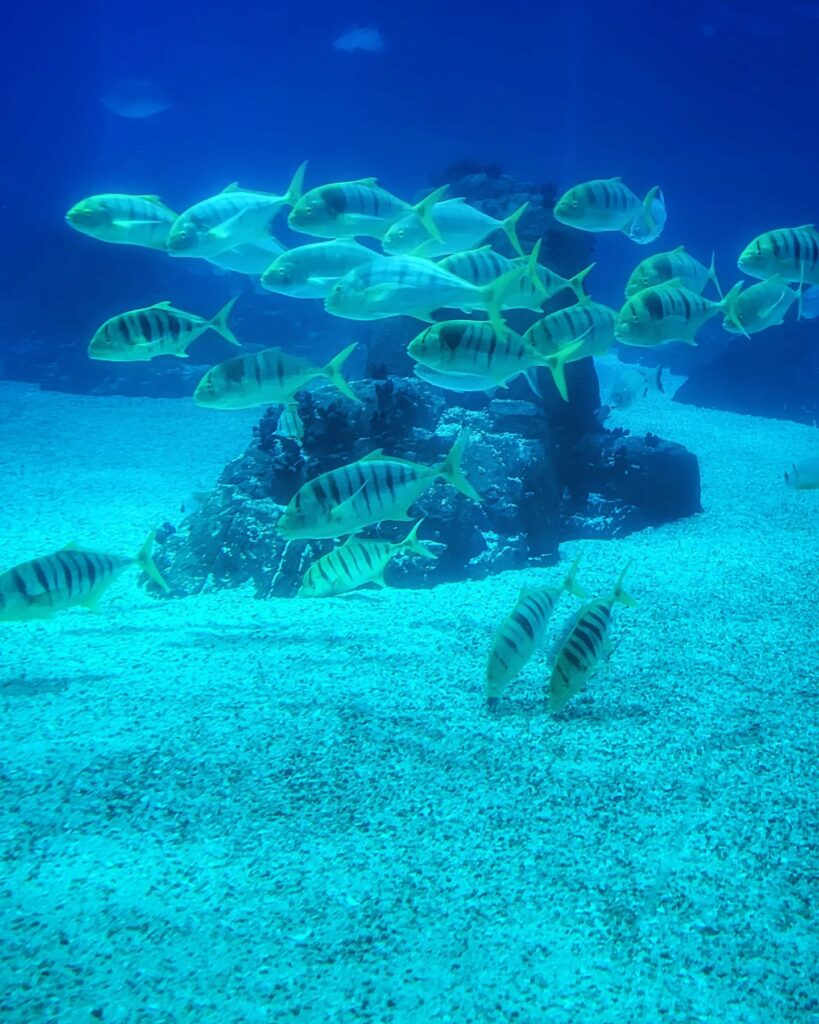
333 26 385 53
101 79 171 119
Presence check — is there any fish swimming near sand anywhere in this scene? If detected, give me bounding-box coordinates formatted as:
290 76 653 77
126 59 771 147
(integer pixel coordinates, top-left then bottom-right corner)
0 531 169 621
382 198 529 258
625 247 721 298
88 298 241 361
485 555 587 709
261 239 382 298
278 430 481 539
547 564 636 714
194 342 359 409
299 520 436 597
615 278 743 347
66 193 178 249
608 364 665 410
554 178 663 240
784 455 819 490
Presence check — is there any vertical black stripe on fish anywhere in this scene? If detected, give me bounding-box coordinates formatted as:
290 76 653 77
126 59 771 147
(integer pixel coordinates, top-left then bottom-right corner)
11 569 30 598
793 232 802 267
361 545 374 568
679 290 692 323
572 624 599 659
384 465 396 501
771 233 781 258
511 610 535 641
317 559 331 583
643 291 664 321
56 553 75 596
137 313 152 340
328 473 342 505
31 559 51 596
564 642 586 671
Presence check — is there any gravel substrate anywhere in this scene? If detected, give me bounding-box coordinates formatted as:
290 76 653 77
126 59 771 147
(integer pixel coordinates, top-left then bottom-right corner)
1 379 817 1023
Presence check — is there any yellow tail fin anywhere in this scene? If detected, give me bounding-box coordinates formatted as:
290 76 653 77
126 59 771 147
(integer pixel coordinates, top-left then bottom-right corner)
136 530 170 593
438 430 482 502
208 296 241 347
323 342 360 403
285 161 308 206
502 201 529 256
413 185 449 244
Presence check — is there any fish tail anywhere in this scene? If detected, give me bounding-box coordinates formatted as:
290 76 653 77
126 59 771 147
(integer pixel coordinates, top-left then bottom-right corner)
708 251 723 298
209 296 242 347
438 429 481 502
563 552 589 599
399 519 437 560
413 184 449 243
502 201 529 256
323 342 360 402
568 262 596 302
284 161 308 206
136 529 170 593
720 281 749 338
483 268 520 334
612 561 637 607
536 338 585 403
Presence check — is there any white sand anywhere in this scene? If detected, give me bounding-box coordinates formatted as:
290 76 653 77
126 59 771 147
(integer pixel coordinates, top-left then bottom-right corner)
1 380 817 1023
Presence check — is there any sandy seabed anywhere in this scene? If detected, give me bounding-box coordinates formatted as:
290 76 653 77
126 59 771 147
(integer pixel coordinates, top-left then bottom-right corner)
0 378 817 1024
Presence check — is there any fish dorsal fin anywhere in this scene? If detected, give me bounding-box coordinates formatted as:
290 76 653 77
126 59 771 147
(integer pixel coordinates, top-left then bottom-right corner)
221 182 242 193
151 300 175 309
604 176 623 183
138 194 161 202
351 177 378 187
358 448 385 461
61 541 78 551
671 245 686 254
795 223 816 230
518 585 534 600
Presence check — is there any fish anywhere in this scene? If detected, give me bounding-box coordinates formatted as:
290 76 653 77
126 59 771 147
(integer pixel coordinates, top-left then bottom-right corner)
547 564 636 714
553 178 662 238
625 246 721 298
615 279 742 347
524 300 617 358
288 179 447 242
88 299 241 362
722 276 801 335
608 364 665 410
737 225 819 285
324 257 520 329
194 342 359 410
0 531 169 622
407 320 582 395
278 430 481 540
333 26 385 53
261 239 382 298
438 241 594 307
784 455 819 490
275 404 305 442
167 163 307 258
382 198 529 258
100 78 170 118
627 189 667 245
66 194 178 249
485 554 587 709
299 520 435 597
205 239 288 276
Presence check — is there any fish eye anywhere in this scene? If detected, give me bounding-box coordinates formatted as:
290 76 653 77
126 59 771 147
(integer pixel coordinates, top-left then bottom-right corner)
571 200 579 209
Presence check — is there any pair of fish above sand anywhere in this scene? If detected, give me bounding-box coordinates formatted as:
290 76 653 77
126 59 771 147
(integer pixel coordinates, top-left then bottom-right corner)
554 178 667 245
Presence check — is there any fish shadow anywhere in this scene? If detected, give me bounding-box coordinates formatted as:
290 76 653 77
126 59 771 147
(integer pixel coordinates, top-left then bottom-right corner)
1 673 109 697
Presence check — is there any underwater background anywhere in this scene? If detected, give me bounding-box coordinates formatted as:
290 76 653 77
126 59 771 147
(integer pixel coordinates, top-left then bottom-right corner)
1 0 818 1021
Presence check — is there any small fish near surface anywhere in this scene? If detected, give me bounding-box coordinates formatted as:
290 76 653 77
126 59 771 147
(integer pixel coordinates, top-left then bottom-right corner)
66 194 178 249
382 197 529 258
288 179 447 242
737 224 819 285
485 555 587 709
88 298 241 362
278 430 481 540
194 342 359 410
547 564 636 714
608 364 665 410
554 178 665 243
299 520 436 598
0 531 169 622
166 162 307 258
261 239 382 298
615 278 742 347
784 454 819 490
625 246 721 298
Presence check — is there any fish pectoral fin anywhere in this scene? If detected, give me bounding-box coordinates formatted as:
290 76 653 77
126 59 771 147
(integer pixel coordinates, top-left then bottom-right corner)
358 448 385 461
112 218 164 228
209 212 252 241
329 484 369 522
362 283 404 306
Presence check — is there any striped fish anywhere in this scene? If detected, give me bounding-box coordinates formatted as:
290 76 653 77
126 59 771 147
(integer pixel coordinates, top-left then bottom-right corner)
299 520 436 597
485 555 587 709
547 564 636 714
0 531 169 622
407 320 581 392
524 301 616 400
261 240 382 298
278 430 481 540
738 224 819 285
625 247 721 298
194 342 359 410
554 178 662 236
88 298 240 362
65 194 177 249
324 256 520 331
382 198 529 257
274 404 305 443
615 278 742 347
288 179 447 242
167 162 306 258
785 454 819 490
439 241 594 308
722 276 800 336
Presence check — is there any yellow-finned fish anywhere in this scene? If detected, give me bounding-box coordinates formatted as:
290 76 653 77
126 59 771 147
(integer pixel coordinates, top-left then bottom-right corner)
166 162 307 258
65 193 178 249
554 178 663 239
485 555 587 709
625 247 721 298
193 342 359 409
784 455 819 490
615 279 742 347
523 301 616 400
0 531 169 621
261 239 382 298
88 298 240 362
288 179 448 242
278 430 481 540
547 564 635 714
299 520 436 597
721 275 800 336
382 198 529 257
737 224 819 284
